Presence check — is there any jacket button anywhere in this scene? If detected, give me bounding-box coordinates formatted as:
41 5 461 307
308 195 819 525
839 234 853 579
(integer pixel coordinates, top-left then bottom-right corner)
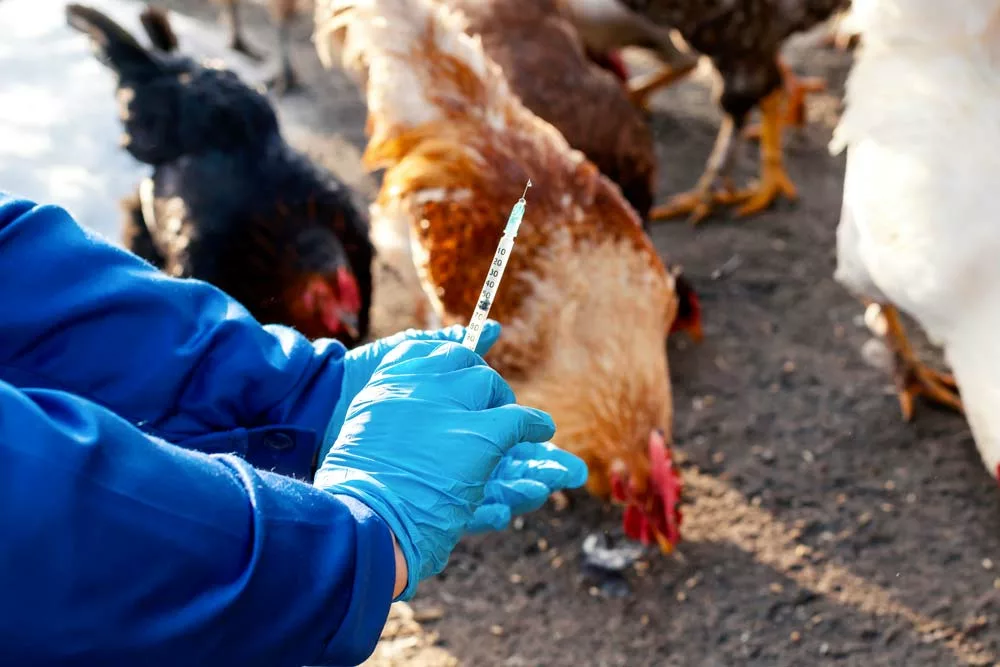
265 432 294 451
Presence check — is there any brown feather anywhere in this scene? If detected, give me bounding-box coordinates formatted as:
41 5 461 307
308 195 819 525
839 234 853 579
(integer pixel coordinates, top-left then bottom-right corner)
441 0 656 219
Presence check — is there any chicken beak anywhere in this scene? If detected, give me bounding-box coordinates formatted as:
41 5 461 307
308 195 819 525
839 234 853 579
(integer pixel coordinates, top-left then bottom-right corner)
339 310 360 340
654 530 675 555
686 319 705 344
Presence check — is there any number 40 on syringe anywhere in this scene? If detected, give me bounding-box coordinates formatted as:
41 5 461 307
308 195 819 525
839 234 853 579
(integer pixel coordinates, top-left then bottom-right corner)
461 180 532 351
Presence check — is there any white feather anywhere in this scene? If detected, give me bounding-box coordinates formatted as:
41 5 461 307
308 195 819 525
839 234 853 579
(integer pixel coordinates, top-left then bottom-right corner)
833 0 1000 477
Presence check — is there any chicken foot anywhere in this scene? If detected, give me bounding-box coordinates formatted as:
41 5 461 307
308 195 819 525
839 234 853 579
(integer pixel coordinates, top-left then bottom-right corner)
729 88 798 216
221 0 265 62
744 57 825 139
651 88 796 223
265 8 302 96
865 302 964 421
648 114 739 223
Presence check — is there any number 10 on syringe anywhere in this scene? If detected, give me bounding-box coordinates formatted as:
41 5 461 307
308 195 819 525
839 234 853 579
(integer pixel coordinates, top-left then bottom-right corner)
461 180 532 351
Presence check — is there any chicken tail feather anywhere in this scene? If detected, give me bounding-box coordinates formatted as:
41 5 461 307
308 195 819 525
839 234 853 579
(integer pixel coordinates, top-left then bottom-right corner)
314 0 573 175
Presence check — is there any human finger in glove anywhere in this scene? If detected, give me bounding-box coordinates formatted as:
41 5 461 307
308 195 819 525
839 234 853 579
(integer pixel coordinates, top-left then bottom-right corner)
320 320 587 534
315 340 586 600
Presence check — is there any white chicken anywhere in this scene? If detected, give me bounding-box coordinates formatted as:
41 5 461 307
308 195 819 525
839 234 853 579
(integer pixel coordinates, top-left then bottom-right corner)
831 0 1000 479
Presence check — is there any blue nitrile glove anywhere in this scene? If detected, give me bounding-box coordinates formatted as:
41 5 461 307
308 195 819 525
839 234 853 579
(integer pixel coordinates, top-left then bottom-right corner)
320 320 588 538
468 441 589 533
319 320 502 462
314 340 556 600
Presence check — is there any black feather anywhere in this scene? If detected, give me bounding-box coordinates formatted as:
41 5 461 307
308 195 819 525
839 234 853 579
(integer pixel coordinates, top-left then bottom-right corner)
65 4 160 81
139 5 179 53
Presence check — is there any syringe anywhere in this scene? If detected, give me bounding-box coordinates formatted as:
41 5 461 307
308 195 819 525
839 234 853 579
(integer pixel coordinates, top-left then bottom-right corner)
461 180 532 351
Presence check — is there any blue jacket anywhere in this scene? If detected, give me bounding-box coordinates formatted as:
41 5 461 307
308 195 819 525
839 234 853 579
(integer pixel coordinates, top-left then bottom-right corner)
0 194 393 666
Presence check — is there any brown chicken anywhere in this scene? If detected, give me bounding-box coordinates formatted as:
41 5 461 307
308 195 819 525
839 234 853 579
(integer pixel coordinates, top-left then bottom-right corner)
316 0 689 551
441 0 658 223
556 0 699 108
213 0 301 94
608 0 849 223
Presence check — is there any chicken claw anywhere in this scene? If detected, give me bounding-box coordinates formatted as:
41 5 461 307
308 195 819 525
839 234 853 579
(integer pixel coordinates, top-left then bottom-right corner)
865 302 964 421
651 180 738 224
729 162 798 218
651 115 738 224
654 88 796 223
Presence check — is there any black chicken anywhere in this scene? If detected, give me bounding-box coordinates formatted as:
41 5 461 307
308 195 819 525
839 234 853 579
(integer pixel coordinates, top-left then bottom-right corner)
614 0 850 223
67 3 373 346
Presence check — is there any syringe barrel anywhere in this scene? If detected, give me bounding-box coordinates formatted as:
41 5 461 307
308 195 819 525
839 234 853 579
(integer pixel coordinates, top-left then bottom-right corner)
461 230 517 351
461 309 490 351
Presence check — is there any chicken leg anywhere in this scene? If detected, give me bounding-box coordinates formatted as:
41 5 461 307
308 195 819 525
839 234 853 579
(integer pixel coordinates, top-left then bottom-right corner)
744 58 825 138
627 61 698 110
865 302 964 421
219 0 265 62
648 114 739 223
651 88 796 223
265 1 302 96
730 88 799 216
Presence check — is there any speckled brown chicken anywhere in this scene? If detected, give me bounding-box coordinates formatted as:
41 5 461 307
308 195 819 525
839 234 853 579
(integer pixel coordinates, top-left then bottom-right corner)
617 0 850 223
556 0 700 108
317 0 688 552
442 0 658 222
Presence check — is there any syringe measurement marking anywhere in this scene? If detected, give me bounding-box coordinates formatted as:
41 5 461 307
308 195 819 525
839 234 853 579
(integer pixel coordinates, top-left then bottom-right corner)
461 185 526 352
464 246 507 340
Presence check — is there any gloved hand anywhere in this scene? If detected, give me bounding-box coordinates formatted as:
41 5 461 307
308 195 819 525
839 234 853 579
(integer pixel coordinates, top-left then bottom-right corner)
319 320 501 462
315 340 556 600
468 441 588 532
320 320 588 540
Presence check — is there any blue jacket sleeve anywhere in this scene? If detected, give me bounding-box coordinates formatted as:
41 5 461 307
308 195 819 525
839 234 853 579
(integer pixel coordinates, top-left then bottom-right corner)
0 194 346 479
0 379 393 666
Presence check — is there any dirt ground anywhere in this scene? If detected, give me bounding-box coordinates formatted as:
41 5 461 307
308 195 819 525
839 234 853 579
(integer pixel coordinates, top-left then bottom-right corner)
156 2 1000 664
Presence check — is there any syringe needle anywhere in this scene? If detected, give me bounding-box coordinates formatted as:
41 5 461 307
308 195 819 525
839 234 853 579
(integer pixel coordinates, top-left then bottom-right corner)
521 180 532 198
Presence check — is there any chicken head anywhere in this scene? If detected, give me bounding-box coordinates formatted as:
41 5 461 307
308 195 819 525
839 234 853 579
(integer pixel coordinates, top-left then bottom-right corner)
289 268 363 343
610 429 682 553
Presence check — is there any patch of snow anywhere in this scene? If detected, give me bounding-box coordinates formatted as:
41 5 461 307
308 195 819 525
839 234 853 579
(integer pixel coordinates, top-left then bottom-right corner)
0 0 285 243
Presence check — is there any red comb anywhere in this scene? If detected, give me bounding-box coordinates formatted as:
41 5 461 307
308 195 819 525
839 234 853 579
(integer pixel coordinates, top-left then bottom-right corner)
614 433 683 552
334 266 362 313
604 51 630 83
648 431 683 547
